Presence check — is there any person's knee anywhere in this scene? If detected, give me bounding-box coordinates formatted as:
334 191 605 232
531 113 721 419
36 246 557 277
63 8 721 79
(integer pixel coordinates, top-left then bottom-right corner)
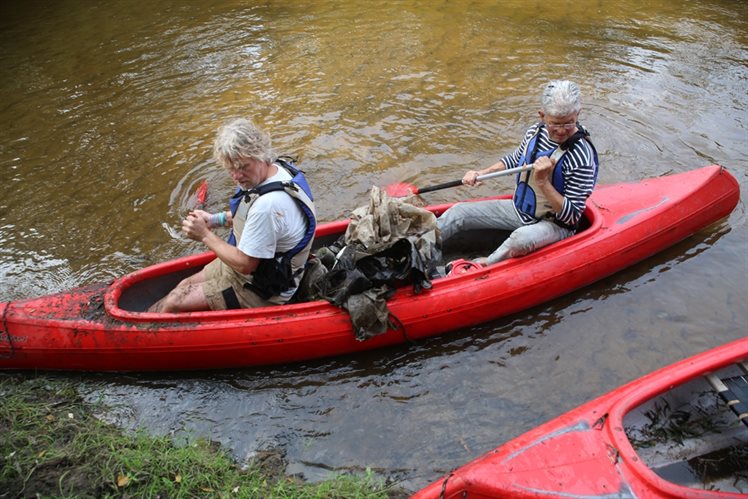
505 230 537 257
437 204 467 239
156 293 180 313
158 280 193 313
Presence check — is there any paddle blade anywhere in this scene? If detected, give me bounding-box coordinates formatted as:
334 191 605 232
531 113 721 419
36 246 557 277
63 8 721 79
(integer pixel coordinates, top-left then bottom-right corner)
195 180 208 208
384 182 418 197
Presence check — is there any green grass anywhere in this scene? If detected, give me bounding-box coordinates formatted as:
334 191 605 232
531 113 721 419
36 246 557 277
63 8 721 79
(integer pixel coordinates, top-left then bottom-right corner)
0 375 405 498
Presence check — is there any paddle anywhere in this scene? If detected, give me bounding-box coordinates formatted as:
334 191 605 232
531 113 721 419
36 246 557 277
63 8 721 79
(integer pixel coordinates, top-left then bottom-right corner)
162 180 209 240
385 164 534 197
195 180 208 209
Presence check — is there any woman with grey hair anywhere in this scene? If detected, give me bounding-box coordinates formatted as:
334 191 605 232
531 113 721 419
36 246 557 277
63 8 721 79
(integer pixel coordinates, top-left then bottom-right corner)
149 118 316 313
437 80 599 267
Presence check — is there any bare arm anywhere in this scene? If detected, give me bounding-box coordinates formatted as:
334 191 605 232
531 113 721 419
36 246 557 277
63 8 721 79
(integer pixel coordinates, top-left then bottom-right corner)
191 209 234 228
182 212 258 275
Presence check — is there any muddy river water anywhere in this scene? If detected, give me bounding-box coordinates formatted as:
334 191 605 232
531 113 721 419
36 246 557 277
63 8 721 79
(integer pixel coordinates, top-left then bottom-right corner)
1 0 746 492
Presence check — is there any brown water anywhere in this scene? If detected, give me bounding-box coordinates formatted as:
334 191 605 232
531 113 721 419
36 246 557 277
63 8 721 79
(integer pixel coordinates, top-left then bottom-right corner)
1 0 746 492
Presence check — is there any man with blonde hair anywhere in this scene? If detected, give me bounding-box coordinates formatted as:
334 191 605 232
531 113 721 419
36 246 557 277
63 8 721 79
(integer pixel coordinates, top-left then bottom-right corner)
150 118 316 312
438 80 599 265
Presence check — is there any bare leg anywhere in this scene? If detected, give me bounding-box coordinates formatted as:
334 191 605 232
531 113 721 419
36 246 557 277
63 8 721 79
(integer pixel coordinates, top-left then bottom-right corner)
148 270 211 313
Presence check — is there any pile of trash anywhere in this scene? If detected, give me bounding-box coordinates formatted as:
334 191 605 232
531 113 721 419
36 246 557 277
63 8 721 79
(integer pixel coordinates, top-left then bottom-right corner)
296 186 441 340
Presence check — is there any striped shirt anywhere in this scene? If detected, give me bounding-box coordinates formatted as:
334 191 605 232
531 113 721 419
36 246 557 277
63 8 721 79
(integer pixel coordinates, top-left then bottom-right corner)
501 123 598 227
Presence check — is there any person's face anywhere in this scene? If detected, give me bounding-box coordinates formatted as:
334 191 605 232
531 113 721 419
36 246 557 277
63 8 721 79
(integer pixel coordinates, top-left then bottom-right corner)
539 110 579 143
228 157 265 189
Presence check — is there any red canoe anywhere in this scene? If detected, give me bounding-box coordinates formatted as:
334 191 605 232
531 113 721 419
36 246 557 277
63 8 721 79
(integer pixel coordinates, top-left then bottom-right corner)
0 165 740 372
412 337 748 498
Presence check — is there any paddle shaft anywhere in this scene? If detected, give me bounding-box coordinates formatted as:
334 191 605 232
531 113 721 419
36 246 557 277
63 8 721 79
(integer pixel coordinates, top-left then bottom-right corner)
417 164 533 194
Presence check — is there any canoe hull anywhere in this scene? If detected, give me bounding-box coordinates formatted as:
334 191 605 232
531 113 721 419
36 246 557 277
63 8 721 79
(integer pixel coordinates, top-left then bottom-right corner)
412 337 748 498
0 165 741 371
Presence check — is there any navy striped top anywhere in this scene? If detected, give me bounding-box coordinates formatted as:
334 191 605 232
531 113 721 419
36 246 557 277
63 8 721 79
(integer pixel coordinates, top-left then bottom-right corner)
501 123 598 226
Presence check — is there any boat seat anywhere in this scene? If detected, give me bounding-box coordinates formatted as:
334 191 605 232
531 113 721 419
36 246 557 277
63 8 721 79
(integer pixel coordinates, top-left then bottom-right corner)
705 361 748 428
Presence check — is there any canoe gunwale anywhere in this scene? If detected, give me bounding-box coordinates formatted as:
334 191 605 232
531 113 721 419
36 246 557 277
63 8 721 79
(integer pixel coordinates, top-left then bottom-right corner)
102 193 604 325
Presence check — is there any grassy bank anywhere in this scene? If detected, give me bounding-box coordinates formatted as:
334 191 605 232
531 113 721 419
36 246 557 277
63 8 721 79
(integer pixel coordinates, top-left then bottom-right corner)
0 375 405 498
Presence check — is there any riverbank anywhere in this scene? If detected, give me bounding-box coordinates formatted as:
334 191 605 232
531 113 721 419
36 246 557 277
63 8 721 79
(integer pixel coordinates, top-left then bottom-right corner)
0 375 406 498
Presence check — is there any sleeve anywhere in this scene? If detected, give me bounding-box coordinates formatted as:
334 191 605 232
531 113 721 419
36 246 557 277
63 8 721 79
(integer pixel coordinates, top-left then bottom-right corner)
556 141 597 226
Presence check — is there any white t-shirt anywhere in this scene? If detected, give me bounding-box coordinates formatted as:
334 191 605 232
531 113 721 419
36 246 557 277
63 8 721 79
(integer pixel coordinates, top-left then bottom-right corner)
237 166 308 259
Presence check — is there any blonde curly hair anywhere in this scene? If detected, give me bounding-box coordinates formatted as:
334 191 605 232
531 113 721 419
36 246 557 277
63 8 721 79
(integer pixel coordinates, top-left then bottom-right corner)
213 118 274 169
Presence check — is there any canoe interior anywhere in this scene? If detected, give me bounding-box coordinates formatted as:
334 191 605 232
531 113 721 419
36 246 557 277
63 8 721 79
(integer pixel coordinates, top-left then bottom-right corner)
117 211 591 313
624 362 748 493
117 266 200 312
115 228 508 312
117 230 347 312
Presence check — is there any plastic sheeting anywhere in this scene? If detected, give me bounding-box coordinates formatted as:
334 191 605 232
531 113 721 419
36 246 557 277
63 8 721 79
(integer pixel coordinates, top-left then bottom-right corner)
297 186 441 340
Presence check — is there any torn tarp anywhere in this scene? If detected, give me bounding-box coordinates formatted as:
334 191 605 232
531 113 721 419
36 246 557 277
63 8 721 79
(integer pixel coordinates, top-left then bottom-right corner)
297 186 441 340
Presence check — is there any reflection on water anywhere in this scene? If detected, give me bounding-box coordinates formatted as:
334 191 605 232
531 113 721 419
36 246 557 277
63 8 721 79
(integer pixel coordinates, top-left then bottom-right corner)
1 0 747 492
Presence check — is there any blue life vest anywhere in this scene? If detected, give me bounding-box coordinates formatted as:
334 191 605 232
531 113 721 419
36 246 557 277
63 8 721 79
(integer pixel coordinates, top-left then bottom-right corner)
513 125 599 222
227 156 315 250
227 157 317 300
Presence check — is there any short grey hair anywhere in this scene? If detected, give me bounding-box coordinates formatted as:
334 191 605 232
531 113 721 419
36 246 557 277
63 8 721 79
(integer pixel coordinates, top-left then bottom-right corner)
213 118 274 169
541 80 582 117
